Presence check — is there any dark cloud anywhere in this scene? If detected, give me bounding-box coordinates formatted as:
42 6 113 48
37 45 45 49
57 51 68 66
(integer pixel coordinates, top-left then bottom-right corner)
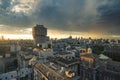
0 0 120 36
97 0 120 35
33 0 94 31
0 0 34 27
0 13 33 27
0 0 11 9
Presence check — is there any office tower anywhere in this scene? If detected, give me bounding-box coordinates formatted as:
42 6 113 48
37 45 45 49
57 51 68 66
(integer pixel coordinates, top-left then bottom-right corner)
32 24 50 48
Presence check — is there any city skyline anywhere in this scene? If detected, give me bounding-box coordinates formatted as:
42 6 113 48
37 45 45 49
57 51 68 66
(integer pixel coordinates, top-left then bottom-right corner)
0 0 120 39
1 29 120 39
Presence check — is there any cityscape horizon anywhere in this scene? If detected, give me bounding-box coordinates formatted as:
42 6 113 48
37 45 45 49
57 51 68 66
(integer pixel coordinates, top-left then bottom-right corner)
0 0 120 80
0 26 120 40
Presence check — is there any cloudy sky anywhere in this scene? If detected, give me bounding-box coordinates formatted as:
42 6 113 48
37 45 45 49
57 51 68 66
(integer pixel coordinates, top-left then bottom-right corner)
0 0 120 39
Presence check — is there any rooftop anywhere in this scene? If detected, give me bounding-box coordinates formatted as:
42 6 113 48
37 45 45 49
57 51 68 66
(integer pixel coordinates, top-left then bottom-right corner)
47 57 80 67
35 57 80 80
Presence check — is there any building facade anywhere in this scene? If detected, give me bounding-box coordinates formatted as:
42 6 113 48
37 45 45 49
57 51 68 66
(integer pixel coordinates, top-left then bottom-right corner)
32 24 49 46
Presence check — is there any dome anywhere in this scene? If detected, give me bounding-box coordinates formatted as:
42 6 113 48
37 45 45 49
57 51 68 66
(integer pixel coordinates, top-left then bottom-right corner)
99 54 109 60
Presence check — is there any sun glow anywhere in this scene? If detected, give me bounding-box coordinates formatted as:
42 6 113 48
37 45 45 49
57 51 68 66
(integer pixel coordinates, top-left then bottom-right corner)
0 34 33 40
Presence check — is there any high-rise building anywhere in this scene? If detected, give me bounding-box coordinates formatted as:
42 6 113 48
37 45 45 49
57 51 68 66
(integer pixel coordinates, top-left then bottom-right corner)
32 24 51 48
32 24 48 45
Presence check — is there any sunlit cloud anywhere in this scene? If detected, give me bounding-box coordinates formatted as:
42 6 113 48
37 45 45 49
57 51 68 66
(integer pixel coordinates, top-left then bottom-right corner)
19 0 36 3
11 0 37 14
11 4 31 13
0 0 2 4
